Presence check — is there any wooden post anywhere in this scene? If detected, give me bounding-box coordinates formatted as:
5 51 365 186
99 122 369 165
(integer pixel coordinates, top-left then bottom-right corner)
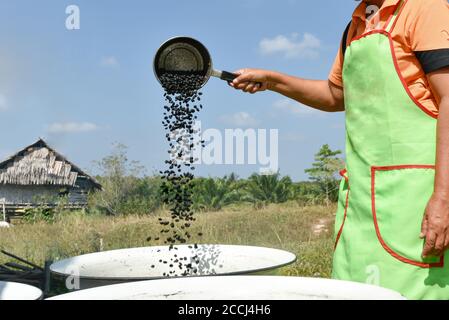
44 260 52 297
1 198 6 223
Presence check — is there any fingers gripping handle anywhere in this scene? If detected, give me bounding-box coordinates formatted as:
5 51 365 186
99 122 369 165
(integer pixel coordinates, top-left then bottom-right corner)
213 69 262 88
220 71 238 82
218 70 262 88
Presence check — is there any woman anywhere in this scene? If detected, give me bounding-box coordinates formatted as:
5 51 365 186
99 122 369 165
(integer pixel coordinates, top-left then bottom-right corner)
231 0 449 299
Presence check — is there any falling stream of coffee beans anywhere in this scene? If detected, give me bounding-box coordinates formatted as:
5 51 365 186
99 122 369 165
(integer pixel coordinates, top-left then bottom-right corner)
151 71 207 277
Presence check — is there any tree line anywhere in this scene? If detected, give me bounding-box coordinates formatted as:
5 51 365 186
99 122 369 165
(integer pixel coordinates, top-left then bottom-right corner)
87 143 345 216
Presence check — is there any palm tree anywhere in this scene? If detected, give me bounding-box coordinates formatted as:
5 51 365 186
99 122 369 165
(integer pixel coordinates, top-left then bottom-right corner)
245 172 293 205
193 174 241 211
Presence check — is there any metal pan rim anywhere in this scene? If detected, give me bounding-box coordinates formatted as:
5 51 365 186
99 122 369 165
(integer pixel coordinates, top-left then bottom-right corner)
153 36 213 88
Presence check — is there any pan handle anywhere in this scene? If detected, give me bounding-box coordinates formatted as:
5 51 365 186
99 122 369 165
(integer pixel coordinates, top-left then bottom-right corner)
212 69 262 88
220 71 238 82
211 69 238 82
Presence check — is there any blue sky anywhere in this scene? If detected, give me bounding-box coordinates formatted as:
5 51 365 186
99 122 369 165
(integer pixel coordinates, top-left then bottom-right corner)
0 0 357 181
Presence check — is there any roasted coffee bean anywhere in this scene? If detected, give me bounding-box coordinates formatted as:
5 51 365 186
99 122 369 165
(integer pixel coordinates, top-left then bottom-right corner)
147 72 209 276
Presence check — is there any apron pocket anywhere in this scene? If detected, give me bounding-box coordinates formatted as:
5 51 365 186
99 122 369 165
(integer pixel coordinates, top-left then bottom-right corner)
334 169 350 250
371 165 444 268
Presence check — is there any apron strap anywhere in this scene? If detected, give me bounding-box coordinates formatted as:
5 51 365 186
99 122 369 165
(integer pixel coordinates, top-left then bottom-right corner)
383 0 406 33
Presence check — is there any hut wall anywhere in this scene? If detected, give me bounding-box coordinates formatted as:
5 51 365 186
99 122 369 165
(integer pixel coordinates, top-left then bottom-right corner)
0 185 63 205
0 182 92 207
68 188 89 205
70 176 96 205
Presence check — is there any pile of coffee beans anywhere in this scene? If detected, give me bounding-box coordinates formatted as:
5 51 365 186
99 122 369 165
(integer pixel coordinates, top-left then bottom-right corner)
154 71 206 277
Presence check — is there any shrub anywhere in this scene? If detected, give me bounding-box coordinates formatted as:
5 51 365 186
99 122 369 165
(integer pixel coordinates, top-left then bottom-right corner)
305 144 344 204
88 143 163 215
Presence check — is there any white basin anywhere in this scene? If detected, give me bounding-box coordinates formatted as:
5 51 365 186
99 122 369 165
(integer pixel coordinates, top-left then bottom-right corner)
0 281 43 300
50 245 297 289
48 276 405 300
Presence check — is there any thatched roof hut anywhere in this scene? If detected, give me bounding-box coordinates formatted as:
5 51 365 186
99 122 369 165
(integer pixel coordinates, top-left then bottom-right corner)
0 139 101 218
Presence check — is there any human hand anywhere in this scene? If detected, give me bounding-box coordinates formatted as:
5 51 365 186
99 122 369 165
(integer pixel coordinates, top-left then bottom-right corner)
421 193 449 258
229 68 273 94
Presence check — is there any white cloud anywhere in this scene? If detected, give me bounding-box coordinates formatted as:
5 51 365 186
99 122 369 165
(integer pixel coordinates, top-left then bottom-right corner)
47 122 99 134
0 94 7 111
220 112 259 127
100 56 119 67
273 98 320 117
259 33 321 59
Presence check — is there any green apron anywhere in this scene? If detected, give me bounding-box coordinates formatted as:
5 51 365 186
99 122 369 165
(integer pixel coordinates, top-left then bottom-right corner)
332 0 449 300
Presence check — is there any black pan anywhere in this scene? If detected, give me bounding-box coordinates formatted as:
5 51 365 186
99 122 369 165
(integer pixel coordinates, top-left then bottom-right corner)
153 37 238 88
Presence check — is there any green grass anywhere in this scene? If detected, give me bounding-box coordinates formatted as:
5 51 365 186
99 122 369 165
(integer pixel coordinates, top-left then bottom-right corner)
0 202 336 278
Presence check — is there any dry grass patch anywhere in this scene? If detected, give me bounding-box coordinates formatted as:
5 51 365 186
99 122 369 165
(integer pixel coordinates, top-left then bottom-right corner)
0 203 336 278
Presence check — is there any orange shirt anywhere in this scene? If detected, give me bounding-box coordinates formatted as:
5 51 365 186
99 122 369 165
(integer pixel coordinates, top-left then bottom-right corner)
329 0 449 115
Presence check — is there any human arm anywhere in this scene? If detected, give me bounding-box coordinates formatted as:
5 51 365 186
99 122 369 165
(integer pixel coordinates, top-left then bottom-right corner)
421 67 449 258
230 69 345 113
